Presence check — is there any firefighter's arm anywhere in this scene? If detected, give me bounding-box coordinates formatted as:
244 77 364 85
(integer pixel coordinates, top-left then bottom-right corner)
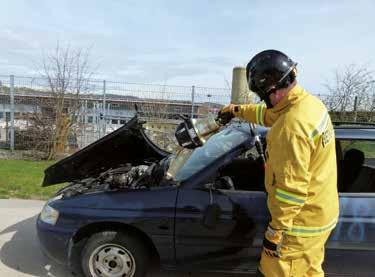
218 104 275 127
268 130 312 232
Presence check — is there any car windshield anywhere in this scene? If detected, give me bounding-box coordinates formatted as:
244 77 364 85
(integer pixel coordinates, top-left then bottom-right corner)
167 126 250 182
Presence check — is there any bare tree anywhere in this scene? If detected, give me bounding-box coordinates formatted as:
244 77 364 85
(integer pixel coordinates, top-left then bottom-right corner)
30 42 94 159
324 64 374 122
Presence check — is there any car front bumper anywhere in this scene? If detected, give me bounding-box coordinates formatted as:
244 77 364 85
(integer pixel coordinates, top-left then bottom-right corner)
36 214 73 266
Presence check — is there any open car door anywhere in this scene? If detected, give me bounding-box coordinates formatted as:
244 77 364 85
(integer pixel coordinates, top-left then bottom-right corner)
172 124 268 273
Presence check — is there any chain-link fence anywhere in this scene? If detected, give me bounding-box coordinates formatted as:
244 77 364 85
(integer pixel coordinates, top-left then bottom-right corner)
0 75 232 157
1 74 369 159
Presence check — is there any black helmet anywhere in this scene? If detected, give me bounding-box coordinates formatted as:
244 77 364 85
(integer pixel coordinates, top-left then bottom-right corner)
246 50 297 102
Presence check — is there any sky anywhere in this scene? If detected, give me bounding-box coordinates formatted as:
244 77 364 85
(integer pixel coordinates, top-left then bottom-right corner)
0 0 374 94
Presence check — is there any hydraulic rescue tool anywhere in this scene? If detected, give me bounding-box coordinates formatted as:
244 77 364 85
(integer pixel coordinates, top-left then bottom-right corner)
174 110 266 168
175 116 217 149
174 109 234 149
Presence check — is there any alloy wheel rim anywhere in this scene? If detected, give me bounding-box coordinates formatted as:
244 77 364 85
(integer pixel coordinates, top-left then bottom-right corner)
88 243 136 277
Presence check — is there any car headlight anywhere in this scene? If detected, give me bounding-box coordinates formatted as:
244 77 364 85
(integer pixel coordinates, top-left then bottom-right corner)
40 203 59 225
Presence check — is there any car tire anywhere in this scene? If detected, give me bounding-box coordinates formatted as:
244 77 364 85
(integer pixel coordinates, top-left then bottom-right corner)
81 231 150 277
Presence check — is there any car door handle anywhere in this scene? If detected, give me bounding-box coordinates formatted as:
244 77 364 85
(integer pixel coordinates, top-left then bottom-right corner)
158 220 170 230
182 206 201 213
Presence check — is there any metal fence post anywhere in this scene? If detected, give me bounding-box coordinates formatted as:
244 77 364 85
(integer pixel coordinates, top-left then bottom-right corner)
10 75 14 152
353 96 358 122
102 80 106 135
371 93 375 122
83 100 88 147
191 85 195 118
95 102 101 139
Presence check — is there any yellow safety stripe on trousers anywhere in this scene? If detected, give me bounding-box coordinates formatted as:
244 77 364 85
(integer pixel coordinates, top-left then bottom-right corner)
286 218 338 237
310 111 329 143
255 104 266 125
275 188 306 206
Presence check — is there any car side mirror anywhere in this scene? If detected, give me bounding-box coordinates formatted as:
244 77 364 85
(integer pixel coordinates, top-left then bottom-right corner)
203 182 215 190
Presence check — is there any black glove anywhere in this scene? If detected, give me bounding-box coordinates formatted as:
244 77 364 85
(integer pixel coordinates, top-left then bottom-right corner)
217 104 238 125
262 226 284 258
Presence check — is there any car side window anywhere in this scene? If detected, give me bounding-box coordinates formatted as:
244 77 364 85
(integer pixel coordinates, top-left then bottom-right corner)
215 136 267 192
341 140 375 162
217 152 265 192
337 139 375 193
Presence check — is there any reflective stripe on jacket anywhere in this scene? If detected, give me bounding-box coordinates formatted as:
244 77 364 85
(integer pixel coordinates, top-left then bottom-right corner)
234 85 339 237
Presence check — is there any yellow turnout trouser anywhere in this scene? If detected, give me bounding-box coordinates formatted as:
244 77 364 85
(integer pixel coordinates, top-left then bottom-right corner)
259 231 331 277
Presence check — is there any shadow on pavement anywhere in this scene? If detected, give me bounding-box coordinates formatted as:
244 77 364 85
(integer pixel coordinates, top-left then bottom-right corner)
0 215 246 277
0 215 73 277
0 215 191 277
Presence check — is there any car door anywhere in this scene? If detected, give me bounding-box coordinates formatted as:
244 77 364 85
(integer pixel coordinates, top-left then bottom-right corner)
222 190 269 248
174 186 238 263
329 193 375 249
329 138 375 249
174 157 268 270
174 185 267 272
324 137 375 274
172 123 266 269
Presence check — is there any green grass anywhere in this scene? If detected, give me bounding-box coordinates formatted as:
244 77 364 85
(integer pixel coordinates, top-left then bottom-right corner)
0 159 66 200
341 140 375 158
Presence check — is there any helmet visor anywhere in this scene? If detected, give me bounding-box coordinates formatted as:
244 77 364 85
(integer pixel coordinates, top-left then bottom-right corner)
247 71 267 100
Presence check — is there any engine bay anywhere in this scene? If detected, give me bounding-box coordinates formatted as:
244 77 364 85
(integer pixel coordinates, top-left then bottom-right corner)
58 160 168 198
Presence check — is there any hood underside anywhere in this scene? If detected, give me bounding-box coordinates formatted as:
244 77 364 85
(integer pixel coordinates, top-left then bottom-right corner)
42 116 169 187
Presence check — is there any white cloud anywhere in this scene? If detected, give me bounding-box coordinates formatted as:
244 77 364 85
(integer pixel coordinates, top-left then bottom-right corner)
0 0 373 94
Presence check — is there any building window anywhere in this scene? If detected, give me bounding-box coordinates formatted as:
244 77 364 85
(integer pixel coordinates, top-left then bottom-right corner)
87 116 93 123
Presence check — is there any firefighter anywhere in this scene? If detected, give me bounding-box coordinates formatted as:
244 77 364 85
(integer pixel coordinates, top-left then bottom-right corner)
219 50 339 276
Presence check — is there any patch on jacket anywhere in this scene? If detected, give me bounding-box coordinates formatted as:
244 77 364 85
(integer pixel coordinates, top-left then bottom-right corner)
322 127 333 147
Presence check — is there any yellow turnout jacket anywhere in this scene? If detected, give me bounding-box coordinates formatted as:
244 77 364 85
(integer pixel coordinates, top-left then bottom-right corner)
234 84 339 236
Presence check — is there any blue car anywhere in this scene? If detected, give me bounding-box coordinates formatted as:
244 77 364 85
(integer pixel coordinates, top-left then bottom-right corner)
37 116 375 276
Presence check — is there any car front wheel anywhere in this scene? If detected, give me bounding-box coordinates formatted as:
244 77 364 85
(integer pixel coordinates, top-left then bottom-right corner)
81 231 150 277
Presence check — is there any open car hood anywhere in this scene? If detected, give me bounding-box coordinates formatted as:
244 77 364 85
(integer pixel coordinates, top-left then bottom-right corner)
42 116 170 187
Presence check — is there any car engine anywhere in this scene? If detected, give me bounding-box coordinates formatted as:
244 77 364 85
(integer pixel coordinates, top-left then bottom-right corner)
58 163 162 198
100 164 151 189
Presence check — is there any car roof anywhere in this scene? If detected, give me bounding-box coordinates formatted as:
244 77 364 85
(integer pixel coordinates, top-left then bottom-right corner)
232 121 375 140
334 127 375 140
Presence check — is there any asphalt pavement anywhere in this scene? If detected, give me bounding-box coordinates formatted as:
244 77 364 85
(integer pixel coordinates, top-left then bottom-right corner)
0 199 245 277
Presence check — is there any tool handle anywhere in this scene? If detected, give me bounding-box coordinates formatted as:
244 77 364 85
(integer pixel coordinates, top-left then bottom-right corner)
249 123 266 167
